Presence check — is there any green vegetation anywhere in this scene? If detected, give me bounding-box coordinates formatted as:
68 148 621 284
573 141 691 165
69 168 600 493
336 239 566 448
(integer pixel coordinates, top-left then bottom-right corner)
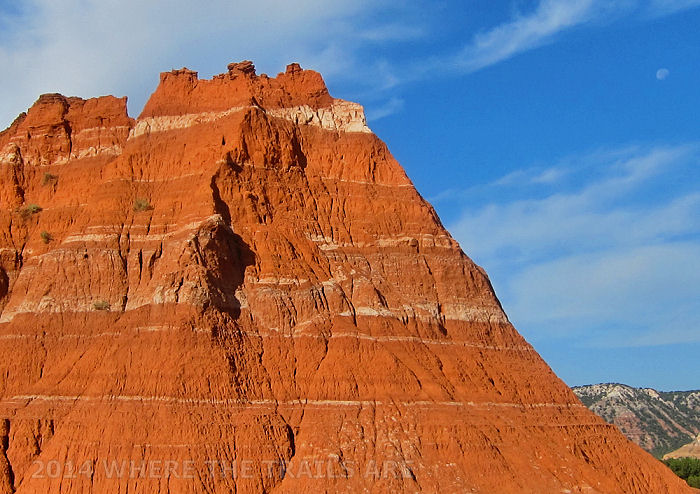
663 457 700 488
40 231 53 244
42 172 58 186
133 198 152 212
18 203 42 219
92 300 110 311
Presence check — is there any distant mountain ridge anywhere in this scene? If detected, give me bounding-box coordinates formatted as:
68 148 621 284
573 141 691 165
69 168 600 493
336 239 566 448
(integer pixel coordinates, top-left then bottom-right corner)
573 383 700 457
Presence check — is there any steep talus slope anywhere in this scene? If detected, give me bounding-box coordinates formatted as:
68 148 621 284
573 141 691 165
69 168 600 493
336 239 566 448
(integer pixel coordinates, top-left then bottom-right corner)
574 383 700 457
0 62 691 493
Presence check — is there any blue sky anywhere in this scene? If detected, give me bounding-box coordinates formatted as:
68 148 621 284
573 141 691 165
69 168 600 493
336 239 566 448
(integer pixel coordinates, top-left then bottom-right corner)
1 1 698 390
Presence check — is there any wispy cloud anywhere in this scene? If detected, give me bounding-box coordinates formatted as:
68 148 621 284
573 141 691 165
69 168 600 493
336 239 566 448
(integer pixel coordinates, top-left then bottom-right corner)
451 0 700 74
366 97 405 121
3 1 700 127
0 0 404 126
453 0 601 73
647 0 700 15
493 165 571 187
508 242 700 346
358 23 425 42
447 144 700 347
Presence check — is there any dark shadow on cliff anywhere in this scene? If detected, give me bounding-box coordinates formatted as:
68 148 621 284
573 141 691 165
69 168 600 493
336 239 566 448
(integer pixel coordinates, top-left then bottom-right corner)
204 174 255 320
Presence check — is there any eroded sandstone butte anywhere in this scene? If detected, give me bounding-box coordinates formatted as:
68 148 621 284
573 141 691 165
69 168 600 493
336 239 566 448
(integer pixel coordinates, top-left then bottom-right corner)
0 61 691 493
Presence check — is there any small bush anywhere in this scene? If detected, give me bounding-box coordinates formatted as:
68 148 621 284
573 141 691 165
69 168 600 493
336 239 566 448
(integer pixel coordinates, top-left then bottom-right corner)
92 300 110 311
42 172 58 186
19 204 42 219
133 198 152 212
689 475 700 488
664 457 700 488
40 231 53 244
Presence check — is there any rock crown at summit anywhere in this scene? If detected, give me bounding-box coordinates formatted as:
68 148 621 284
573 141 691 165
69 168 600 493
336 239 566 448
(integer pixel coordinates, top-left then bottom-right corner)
142 60 334 116
134 61 372 135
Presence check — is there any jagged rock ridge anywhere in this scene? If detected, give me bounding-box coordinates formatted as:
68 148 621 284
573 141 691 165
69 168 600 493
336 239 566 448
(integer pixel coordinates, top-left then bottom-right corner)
0 61 692 493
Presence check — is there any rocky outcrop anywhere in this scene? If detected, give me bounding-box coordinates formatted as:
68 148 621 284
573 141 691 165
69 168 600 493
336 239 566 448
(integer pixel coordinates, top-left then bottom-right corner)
0 62 692 493
0 93 132 168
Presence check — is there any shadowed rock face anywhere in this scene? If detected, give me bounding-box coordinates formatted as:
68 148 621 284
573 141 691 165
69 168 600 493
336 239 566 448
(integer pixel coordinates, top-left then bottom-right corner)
0 62 692 493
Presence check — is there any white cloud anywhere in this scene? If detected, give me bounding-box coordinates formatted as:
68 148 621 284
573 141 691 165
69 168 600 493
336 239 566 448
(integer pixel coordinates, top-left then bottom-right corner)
366 97 405 121
648 0 700 15
454 0 601 73
507 243 700 346
451 146 697 260
447 144 700 347
358 24 425 42
0 0 399 127
450 0 700 74
493 165 571 186
3 1 700 128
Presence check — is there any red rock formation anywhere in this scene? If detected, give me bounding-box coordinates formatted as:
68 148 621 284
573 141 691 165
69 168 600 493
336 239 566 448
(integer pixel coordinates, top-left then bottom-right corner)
0 62 692 493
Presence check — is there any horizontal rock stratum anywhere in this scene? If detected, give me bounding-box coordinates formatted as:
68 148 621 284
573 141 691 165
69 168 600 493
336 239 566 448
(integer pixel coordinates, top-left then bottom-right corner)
0 61 691 493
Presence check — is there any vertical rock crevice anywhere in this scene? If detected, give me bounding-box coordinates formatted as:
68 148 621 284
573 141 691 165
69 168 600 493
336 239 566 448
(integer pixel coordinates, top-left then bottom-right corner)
0 419 15 494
